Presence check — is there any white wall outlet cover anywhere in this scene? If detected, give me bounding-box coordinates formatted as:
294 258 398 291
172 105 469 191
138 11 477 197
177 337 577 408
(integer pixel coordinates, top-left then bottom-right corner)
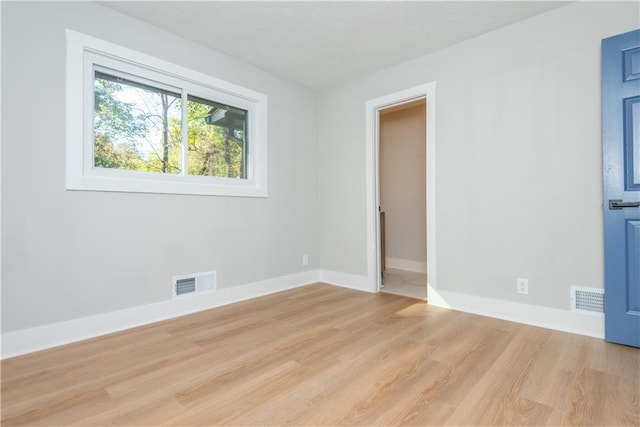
517 278 529 295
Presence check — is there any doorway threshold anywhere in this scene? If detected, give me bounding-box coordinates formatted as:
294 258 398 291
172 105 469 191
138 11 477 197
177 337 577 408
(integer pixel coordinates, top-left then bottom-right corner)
380 268 427 300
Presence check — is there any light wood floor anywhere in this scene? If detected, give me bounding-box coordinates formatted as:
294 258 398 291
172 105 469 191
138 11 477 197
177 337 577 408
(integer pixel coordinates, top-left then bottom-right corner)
2 283 639 426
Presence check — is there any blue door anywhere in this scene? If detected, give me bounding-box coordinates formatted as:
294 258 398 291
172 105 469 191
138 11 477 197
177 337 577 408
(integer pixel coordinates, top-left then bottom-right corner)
603 29 640 347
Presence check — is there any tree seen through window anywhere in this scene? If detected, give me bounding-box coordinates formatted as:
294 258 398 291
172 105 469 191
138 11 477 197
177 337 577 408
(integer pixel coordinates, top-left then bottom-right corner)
93 71 247 179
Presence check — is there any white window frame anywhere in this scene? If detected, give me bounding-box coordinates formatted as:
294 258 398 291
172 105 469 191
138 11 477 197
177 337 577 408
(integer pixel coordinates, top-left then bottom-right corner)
66 29 268 197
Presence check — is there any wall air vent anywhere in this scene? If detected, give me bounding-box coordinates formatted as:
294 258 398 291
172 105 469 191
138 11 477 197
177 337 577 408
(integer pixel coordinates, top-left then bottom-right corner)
175 277 196 295
571 286 604 315
173 271 216 298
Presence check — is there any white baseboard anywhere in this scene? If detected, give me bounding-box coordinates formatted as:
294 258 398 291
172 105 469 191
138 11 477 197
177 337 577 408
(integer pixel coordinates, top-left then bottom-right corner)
427 285 604 339
318 269 372 293
1 270 320 359
386 257 427 273
2 270 605 359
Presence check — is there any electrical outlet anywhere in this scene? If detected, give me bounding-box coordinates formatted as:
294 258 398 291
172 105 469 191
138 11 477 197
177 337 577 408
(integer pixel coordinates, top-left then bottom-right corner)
302 254 309 266
517 278 529 295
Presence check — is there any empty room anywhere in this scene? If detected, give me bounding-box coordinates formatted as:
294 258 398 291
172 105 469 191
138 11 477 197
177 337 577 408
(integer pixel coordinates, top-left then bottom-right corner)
1 1 639 425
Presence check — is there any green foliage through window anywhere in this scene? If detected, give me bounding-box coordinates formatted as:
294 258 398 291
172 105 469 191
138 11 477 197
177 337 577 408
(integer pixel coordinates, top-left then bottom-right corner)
93 70 247 179
187 96 247 179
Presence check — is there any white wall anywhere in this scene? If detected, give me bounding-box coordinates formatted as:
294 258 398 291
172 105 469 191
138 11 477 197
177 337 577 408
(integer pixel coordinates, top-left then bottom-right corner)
380 104 426 268
1 2 318 333
318 1 640 310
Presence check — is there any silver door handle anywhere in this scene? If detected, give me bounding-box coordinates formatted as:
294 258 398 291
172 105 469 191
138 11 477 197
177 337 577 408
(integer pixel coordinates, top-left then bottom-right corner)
609 199 640 210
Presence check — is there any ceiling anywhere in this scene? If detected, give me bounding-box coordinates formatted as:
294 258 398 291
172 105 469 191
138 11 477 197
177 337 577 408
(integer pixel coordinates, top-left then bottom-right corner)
100 1 571 90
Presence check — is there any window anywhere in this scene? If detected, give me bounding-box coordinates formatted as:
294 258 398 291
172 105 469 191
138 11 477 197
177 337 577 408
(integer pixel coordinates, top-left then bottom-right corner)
66 30 268 197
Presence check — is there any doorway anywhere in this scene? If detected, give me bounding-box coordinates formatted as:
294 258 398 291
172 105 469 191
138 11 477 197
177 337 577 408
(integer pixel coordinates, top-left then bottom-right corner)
364 82 437 298
378 99 427 299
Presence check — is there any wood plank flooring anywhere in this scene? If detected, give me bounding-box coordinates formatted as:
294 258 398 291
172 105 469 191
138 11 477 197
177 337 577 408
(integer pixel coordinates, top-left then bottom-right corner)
2 283 639 426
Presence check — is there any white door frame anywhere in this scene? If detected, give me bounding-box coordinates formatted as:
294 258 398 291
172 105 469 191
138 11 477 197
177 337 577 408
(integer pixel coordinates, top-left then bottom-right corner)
364 82 437 294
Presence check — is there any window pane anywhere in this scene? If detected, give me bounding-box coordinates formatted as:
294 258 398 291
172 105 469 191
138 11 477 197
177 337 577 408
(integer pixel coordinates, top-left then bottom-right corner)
187 95 247 179
93 71 182 174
